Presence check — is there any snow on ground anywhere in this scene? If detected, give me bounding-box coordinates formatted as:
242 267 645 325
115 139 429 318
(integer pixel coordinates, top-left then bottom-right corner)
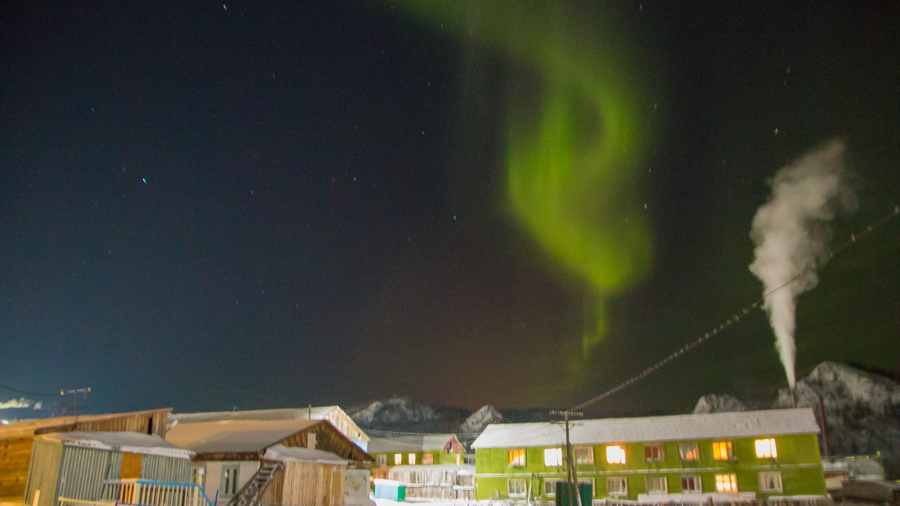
374 499 488 506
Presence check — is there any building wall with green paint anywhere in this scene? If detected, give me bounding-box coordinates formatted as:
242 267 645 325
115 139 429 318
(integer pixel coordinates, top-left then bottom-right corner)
473 434 825 501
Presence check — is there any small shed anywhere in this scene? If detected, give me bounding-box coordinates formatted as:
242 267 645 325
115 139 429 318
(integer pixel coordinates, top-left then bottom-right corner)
24 431 194 506
387 464 475 500
260 445 347 506
0 408 170 502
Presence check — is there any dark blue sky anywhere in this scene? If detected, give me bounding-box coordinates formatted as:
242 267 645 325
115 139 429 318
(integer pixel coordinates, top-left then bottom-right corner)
1 1 898 420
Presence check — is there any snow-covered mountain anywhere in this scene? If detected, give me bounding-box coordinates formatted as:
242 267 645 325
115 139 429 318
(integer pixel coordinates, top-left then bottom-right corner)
693 394 747 414
773 361 899 475
458 405 503 435
346 396 469 433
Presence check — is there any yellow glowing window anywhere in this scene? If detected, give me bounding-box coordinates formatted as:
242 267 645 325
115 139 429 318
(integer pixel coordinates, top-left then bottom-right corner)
606 445 626 464
755 438 777 458
715 474 738 493
408 453 416 465
544 448 563 467
394 453 402 465
678 442 699 461
508 449 526 467
712 441 733 460
422 453 433 465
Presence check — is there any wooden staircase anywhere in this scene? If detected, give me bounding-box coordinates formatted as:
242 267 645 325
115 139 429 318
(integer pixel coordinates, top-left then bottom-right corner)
227 462 283 506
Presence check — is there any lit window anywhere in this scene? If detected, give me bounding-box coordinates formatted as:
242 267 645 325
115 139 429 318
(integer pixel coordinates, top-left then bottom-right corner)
644 443 665 462
422 453 433 465
394 454 402 465
645 476 667 494
681 475 701 493
678 442 699 461
508 449 526 467
544 478 562 497
758 472 783 493
606 445 626 464
715 474 738 493
408 453 416 465
755 438 777 458
607 477 627 496
508 479 527 497
191 465 206 488
544 448 564 467
575 446 594 465
712 441 733 460
376 455 387 467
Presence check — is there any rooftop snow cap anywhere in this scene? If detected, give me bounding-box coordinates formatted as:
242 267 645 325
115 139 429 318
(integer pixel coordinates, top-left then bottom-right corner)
37 431 194 459
471 408 819 449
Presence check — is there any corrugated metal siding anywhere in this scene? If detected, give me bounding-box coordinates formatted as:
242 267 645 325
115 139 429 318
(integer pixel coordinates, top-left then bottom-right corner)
141 455 191 483
56 446 122 505
24 438 63 506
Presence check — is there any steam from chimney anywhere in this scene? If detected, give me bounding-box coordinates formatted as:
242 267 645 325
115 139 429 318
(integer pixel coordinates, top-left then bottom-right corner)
749 139 856 388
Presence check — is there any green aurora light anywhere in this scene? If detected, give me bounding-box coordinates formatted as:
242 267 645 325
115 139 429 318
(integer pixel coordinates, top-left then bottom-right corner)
398 2 656 356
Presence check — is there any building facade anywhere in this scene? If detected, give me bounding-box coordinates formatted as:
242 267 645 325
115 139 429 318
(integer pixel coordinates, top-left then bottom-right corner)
471 409 827 503
368 435 465 480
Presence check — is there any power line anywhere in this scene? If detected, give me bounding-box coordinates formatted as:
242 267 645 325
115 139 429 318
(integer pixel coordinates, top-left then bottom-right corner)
571 204 899 413
0 382 60 397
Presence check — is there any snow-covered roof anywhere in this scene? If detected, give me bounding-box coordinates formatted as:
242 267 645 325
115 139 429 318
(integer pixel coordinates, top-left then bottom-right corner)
166 419 319 453
367 434 459 453
37 431 194 459
471 408 819 449
264 444 347 465
169 407 339 424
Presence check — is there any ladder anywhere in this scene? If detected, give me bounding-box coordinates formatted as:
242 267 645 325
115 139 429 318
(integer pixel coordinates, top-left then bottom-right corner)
227 462 283 506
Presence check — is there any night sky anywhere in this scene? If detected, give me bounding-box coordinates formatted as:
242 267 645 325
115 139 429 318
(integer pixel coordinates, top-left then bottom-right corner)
1 1 898 420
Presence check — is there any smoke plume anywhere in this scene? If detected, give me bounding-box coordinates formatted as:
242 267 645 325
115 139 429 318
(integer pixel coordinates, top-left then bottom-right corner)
750 139 856 388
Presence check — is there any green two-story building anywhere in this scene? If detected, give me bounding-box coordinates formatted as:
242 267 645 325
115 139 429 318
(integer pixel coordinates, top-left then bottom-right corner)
471 408 826 502
368 434 465 480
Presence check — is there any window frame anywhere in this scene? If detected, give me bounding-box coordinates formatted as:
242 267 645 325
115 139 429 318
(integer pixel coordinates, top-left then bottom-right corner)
712 441 734 460
680 475 702 494
376 454 387 467
645 476 668 494
575 446 594 465
408 453 416 465
544 447 564 467
758 472 783 493
508 449 526 467
606 477 628 496
508 479 527 498
644 443 665 462
544 478 562 497
755 438 778 459
394 453 402 465
190 464 206 488
678 441 699 461
606 445 627 464
422 453 434 465
714 474 738 493
220 465 240 497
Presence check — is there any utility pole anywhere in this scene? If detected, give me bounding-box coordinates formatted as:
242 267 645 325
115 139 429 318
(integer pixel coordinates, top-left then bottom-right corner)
60 387 91 422
551 410 583 506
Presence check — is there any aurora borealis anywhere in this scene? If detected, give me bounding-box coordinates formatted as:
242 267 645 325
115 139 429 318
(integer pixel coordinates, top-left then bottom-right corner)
399 2 656 354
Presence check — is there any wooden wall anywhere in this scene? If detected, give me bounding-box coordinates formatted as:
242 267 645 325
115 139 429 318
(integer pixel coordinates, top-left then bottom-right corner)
0 436 34 501
278 462 344 506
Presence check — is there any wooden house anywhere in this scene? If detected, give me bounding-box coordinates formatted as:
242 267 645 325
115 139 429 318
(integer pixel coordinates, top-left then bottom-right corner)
367 434 464 480
0 408 171 502
168 407 368 451
165 419 372 506
24 431 198 506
